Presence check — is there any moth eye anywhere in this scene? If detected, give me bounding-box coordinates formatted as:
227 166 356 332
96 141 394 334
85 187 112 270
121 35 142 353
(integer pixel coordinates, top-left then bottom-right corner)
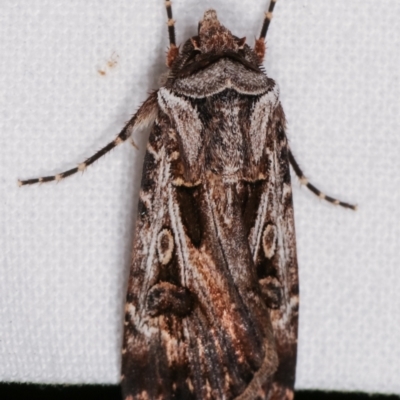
262 224 277 259
157 229 174 265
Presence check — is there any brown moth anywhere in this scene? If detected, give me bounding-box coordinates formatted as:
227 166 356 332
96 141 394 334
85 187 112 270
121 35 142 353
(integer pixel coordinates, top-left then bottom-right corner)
19 1 356 399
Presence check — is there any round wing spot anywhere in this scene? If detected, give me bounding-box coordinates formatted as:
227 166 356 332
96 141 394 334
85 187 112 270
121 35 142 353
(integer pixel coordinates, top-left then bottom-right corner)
262 224 277 259
157 229 174 265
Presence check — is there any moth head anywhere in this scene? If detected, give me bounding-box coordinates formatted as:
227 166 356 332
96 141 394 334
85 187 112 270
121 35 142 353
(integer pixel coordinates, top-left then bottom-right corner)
194 9 246 54
167 9 264 81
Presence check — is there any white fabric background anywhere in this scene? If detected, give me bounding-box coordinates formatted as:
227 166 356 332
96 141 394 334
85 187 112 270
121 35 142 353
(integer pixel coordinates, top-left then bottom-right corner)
1 0 399 393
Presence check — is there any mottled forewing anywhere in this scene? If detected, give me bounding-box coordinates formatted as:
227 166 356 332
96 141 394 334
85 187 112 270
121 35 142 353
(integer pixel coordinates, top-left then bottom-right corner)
248 101 299 399
121 78 298 400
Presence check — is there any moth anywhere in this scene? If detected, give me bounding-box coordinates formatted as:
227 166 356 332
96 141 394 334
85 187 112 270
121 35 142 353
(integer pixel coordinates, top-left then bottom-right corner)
19 0 356 399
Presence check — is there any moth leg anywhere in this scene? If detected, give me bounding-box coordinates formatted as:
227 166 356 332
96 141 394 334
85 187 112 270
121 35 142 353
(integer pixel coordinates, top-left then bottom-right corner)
288 149 357 210
18 92 158 186
165 1 179 67
255 0 277 62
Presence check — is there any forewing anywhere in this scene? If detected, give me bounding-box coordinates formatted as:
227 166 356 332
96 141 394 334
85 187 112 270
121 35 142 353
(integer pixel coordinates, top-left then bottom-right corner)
121 94 280 400
247 102 299 399
121 85 298 400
